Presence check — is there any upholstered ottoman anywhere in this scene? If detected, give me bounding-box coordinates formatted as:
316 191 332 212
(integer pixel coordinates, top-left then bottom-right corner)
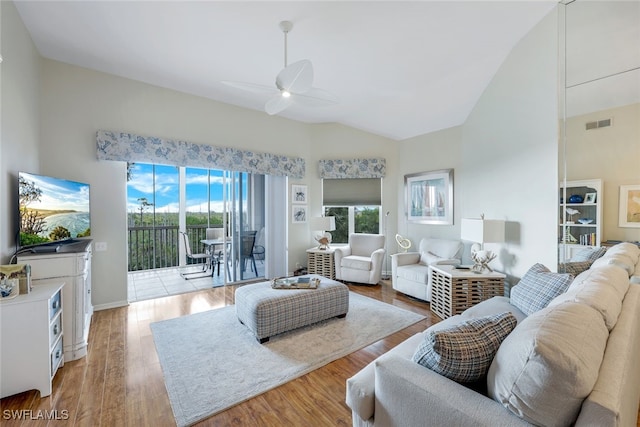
235 275 349 343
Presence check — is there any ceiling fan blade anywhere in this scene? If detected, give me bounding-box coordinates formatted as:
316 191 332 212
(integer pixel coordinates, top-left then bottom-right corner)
276 59 313 94
293 87 339 106
265 95 293 115
221 80 279 95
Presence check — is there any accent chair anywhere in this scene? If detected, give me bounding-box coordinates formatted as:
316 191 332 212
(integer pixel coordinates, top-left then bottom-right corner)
334 233 386 285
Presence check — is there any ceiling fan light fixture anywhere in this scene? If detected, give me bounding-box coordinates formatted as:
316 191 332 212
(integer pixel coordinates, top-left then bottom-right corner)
221 20 337 115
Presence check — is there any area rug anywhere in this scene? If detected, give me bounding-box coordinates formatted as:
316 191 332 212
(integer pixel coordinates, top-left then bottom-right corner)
151 292 425 427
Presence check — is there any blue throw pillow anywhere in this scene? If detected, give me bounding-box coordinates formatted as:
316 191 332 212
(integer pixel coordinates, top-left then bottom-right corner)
412 312 517 383
510 263 573 316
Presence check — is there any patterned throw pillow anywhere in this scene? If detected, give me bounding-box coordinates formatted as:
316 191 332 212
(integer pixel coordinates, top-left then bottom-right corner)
412 312 517 383
569 247 606 263
510 264 573 316
558 261 593 276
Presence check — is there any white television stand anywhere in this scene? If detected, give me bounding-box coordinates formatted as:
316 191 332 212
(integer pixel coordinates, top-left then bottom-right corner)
18 239 93 361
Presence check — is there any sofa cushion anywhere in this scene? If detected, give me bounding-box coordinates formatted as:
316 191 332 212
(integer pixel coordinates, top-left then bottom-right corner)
412 312 516 383
569 246 607 262
603 241 640 262
509 263 573 316
592 254 635 276
461 296 527 324
396 263 429 284
570 264 630 301
341 255 372 271
549 264 630 331
487 302 608 427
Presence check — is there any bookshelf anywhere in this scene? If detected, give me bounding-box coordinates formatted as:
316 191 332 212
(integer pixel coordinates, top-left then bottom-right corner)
559 179 602 262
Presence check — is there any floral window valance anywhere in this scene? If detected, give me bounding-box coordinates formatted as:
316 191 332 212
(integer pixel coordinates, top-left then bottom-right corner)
96 130 305 179
318 158 386 179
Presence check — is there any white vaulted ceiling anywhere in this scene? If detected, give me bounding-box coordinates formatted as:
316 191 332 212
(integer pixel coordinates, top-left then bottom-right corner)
14 1 560 140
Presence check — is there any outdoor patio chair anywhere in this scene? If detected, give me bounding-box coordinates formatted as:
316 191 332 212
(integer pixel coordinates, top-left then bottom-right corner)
180 231 216 280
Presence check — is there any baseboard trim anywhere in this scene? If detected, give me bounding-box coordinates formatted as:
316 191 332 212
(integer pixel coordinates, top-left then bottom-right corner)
93 300 129 311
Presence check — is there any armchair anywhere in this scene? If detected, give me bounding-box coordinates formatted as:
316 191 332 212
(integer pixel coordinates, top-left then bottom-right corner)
334 233 386 285
391 238 463 301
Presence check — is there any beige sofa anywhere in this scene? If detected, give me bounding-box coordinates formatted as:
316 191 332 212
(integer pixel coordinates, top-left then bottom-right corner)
346 242 640 427
391 238 463 301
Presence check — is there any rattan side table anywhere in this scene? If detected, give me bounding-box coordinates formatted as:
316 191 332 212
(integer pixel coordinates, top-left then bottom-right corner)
306 248 336 279
429 265 506 319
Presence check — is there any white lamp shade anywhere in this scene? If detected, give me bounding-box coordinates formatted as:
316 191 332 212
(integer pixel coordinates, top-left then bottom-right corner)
310 216 336 231
461 218 505 244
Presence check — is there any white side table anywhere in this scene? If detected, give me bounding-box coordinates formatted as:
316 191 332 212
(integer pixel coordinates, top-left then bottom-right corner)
429 265 506 320
306 248 336 279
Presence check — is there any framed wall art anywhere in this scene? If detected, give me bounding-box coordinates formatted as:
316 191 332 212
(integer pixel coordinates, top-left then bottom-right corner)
291 184 308 204
292 205 307 223
618 184 640 228
405 169 454 225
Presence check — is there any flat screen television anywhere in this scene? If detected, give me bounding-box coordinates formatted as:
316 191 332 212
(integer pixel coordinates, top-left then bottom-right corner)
18 171 91 248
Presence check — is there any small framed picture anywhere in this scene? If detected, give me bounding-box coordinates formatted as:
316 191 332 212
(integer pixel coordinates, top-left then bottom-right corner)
291 184 308 204
584 192 597 204
292 205 307 223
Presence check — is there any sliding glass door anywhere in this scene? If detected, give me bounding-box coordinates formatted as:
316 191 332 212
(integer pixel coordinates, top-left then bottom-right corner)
225 171 266 282
127 162 277 286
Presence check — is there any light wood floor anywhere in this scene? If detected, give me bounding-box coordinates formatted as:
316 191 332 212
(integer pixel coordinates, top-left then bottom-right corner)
1 281 639 427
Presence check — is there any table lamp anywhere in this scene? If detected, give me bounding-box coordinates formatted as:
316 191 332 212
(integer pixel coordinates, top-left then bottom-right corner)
310 216 336 250
461 215 505 273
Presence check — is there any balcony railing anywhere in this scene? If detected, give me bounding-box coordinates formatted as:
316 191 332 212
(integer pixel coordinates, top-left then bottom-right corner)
127 225 213 271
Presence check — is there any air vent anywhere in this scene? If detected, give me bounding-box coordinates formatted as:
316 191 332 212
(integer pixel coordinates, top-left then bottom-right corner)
585 118 612 130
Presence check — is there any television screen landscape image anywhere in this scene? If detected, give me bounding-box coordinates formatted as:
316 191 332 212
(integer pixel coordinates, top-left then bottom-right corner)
19 172 91 247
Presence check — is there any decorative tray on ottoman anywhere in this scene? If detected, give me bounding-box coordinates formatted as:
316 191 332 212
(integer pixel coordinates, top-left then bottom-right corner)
271 276 320 289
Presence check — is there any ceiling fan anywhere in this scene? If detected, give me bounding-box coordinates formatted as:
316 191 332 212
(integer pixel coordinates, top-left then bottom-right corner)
222 21 338 115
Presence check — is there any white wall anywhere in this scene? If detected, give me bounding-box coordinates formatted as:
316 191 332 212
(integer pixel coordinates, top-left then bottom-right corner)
0 1 41 261
397 7 560 282
461 7 559 279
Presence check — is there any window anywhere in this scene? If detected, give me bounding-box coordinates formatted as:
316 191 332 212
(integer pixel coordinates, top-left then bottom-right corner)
324 206 380 244
322 178 382 244
185 168 225 228
126 163 179 270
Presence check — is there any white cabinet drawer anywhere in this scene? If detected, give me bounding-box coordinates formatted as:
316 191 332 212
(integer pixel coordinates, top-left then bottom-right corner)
50 314 62 349
50 337 64 377
50 290 62 320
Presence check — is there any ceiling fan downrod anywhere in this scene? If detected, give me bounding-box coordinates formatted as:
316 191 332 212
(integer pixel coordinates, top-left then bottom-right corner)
279 21 293 68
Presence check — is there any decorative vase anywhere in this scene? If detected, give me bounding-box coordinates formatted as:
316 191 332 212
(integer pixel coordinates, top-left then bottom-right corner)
568 194 584 203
